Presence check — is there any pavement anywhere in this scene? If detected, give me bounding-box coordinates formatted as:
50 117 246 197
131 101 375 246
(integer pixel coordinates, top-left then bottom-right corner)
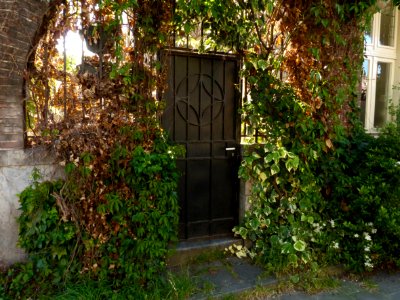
169 238 400 299
186 256 276 299
184 257 400 299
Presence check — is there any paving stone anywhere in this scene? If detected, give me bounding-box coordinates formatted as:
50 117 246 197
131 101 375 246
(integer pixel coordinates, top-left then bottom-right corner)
316 293 358 300
353 291 387 300
387 291 400 300
189 257 277 299
371 273 400 295
185 257 400 300
277 292 319 300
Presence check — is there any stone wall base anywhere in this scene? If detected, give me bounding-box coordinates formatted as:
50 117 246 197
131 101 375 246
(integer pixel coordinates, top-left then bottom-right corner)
0 148 63 267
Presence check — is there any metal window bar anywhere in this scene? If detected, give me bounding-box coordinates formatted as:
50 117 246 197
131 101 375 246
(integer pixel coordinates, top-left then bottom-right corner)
43 38 50 127
240 77 263 144
98 0 104 109
63 6 67 120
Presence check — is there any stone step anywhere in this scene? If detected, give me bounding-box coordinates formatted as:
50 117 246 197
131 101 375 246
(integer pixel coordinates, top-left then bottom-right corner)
167 237 243 267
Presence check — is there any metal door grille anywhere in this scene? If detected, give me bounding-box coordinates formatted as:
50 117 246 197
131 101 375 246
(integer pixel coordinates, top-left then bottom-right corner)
163 50 240 240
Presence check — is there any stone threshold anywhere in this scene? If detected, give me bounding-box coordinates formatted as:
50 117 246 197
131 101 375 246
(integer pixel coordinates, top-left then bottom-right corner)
168 237 242 267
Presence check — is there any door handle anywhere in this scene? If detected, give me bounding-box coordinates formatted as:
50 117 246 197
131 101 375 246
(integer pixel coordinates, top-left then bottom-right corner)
225 147 236 157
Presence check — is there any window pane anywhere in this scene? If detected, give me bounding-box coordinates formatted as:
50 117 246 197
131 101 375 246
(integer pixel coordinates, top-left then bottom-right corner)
365 20 372 44
360 60 369 126
374 62 391 127
380 3 395 46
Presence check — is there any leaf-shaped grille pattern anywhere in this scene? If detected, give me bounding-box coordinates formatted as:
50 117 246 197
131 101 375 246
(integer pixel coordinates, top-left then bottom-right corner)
175 74 224 126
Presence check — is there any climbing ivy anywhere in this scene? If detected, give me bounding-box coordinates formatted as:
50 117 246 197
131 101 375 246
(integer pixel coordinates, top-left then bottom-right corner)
4 0 182 298
177 0 398 274
4 1 400 298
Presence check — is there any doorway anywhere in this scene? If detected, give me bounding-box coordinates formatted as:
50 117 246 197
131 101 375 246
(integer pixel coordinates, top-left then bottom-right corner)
163 50 240 240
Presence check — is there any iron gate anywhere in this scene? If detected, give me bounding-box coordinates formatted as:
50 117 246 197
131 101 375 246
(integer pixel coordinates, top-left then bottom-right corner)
162 50 240 240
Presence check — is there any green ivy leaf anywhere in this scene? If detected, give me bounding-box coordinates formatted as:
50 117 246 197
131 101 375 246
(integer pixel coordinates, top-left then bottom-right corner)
257 59 268 70
259 172 267 182
238 227 248 239
281 242 294 254
264 206 272 216
65 162 76 174
285 156 299 172
290 274 300 283
271 164 280 175
270 235 279 246
288 253 298 266
184 22 191 34
249 218 260 230
278 148 287 158
264 153 274 163
272 152 281 162
294 240 307 252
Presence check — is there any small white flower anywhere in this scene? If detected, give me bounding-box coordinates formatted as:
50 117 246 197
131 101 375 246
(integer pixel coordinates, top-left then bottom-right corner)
363 232 371 241
371 228 377 234
333 242 339 249
365 262 374 269
354 234 359 238
367 222 373 227
364 246 370 252
329 220 335 228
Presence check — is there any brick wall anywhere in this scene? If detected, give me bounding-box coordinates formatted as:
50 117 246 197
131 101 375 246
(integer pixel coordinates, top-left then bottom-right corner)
0 0 57 266
0 0 48 149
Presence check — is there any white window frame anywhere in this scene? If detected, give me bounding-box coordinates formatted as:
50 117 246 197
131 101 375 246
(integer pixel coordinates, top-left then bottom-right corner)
363 57 395 131
363 2 398 132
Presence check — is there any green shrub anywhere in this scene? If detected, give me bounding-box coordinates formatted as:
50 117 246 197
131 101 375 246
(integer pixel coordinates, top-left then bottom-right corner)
321 117 400 271
234 56 400 273
2 172 79 298
236 142 324 272
234 73 327 272
236 121 400 273
93 135 181 285
2 134 181 299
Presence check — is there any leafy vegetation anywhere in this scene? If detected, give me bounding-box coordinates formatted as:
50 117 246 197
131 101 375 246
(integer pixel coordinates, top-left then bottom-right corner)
2 132 181 298
320 115 400 271
177 0 400 277
3 0 181 298
1 175 78 299
3 0 400 298
2 265 195 300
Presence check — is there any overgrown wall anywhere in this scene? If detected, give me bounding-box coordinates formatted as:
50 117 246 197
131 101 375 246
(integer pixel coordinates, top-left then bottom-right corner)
0 0 54 266
0 149 62 266
0 0 49 148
